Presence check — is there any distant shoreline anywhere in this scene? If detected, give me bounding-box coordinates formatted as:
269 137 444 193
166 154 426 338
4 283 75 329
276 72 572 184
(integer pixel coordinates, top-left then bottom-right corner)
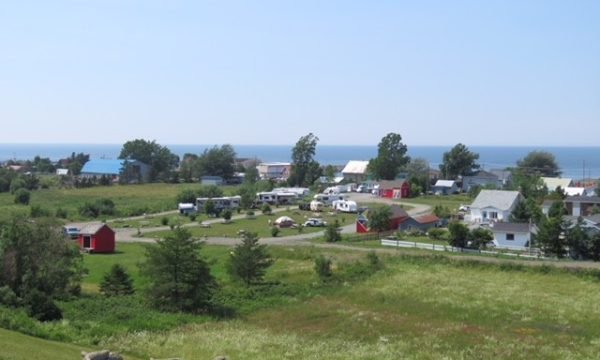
1 144 599 180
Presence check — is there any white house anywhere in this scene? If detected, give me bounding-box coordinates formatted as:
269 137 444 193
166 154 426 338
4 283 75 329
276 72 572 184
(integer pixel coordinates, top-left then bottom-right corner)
432 180 458 195
541 177 573 193
256 162 291 181
491 222 536 250
341 161 369 182
469 190 522 224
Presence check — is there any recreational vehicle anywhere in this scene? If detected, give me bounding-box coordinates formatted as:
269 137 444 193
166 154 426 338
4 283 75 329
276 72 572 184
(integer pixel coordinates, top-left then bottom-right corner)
313 194 346 206
310 200 324 212
332 200 358 213
196 196 241 213
256 191 298 206
178 203 197 215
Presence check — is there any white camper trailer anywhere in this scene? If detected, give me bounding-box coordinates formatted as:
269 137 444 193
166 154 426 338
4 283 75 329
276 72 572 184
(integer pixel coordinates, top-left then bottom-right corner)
196 196 241 213
178 203 197 215
332 200 358 213
313 194 346 206
310 200 324 212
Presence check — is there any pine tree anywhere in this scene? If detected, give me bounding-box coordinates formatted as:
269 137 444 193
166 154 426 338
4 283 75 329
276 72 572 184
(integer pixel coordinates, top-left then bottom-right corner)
99 264 134 296
139 227 216 312
227 232 274 285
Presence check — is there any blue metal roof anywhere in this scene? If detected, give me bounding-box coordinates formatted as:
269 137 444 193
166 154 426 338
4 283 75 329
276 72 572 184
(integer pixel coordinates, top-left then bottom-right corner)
81 159 128 175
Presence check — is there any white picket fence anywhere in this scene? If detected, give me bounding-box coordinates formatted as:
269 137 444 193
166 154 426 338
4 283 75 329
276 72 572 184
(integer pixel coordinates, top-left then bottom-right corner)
380 239 544 260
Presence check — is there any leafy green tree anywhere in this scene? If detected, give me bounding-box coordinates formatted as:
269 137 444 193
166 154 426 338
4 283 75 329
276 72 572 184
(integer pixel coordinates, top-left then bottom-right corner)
204 200 217 217
547 201 567 218
227 232 274 285
289 133 321 187
448 222 470 248
119 139 179 181
590 234 600 262
261 203 272 215
469 227 493 249
368 206 393 233
510 198 543 224
244 160 259 184
433 205 452 219
537 216 567 258
406 158 430 193
13 188 30 205
517 151 561 177
324 165 337 183
140 227 216 312
324 220 341 242
439 143 480 179
197 185 225 198
368 133 410 180
237 183 257 209
176 189 198 204
270 226 280 237
100 264 135 296
222 209 233 222
427 228 447 241
0 217 84 319
566 219 590 260
314 255 333 281
192 145 237 180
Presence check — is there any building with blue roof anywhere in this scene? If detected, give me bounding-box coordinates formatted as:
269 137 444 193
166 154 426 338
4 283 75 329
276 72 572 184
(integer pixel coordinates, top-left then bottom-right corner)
80 159 151 183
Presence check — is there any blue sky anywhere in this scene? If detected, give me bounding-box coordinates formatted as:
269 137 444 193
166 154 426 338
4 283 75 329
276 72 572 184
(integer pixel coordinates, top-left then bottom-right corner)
1 1 598 146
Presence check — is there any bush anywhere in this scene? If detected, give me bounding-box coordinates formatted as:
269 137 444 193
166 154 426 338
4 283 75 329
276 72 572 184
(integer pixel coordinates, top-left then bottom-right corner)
261 203 272 215
223 210 233 221
0 286 20 307
161 217 169 226
176 189 197 204
189 214 197 222
314 255 333 281
25 290 62 322
427 228 447 241
324 220 341 243
78 198 116 218
100 264 135 297
55 207 68 219
271 227 280 237
29 205 51 218
366 251 384 271
246 210 255 217
13 188 30 205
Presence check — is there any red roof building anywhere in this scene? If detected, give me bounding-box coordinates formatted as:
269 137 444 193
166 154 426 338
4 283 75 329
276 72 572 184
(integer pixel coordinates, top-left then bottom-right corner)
78 224 115 253
356 205 410 233
377 180 411 199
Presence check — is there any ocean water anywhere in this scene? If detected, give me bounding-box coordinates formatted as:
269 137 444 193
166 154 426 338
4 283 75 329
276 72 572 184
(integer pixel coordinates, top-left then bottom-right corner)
0 144 598 180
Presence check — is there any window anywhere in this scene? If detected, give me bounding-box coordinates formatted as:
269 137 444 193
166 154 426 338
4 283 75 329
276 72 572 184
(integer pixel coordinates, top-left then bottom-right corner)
490 212 498 219
506 233 515 241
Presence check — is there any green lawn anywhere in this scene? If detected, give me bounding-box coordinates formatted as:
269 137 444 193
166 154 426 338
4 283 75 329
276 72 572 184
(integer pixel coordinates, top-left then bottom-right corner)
0 183 241 222
143 211 357 239
0 328 94 360
401 194 472 211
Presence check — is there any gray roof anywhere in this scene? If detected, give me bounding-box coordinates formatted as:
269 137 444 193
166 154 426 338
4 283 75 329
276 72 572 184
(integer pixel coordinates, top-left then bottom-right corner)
490 169 512 181
471 190 521 211
465 170 498 180
491 222 534 233
79 223 113 235
566 196 600 204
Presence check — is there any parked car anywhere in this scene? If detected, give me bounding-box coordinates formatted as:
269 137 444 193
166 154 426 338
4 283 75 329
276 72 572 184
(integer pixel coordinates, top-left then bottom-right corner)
63 226 80 239
303 218 327 227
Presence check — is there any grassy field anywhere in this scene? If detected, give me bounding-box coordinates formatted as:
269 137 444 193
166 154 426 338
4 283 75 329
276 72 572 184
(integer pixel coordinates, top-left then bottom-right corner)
143 210 357 239
5 241 600 359
0 183 241 222
0 328 95 360
401 194 472 211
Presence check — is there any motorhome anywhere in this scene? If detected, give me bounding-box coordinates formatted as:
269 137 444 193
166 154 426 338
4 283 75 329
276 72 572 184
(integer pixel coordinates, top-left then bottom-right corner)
196 196 241 213
310 200 324 212
313 193 346 206
256 191 299 206
332 200 358 213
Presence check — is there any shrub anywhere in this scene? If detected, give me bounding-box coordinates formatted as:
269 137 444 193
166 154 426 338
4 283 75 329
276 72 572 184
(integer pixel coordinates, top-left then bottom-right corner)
427 228 447 241
366 251 384 271
161 217 169 226
324 220 341 243
271 227 280 237
189 214 197 222
30 205 50 218
176 189 197 204
55 207 68 219
0 286 20 307
25 290 62 322
223 210 233 222
100 264 135 297
314 255 333 281
13 188 30 205
246 210 255 218
261 203 272 215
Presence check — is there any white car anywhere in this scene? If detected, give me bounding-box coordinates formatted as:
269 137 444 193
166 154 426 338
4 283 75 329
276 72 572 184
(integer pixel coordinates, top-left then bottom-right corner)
303 218 327 227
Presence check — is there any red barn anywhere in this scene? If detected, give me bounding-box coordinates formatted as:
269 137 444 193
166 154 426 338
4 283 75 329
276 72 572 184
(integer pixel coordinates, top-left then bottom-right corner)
377 180 411 199
78 224 115 253
356 205 409 233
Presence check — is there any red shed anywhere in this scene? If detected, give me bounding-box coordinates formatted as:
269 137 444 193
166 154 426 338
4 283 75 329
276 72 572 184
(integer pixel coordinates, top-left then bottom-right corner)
356 205 409 233
78 224 115 253
377 180 411 199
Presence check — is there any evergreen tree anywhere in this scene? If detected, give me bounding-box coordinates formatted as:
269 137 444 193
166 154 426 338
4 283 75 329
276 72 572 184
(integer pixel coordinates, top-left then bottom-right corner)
100 264 134 296
448 222 470 248
537 216 567 258
324 220 341 243
139 227 216 312
227 232 274 285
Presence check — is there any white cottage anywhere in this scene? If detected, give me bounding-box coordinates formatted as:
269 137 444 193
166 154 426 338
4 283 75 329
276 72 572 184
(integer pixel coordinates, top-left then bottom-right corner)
469 190 522 224
491 222 536 250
